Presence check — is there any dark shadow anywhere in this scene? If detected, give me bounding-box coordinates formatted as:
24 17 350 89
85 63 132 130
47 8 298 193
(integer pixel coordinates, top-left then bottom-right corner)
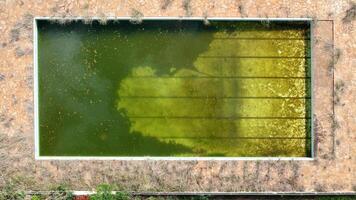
303 21 312 157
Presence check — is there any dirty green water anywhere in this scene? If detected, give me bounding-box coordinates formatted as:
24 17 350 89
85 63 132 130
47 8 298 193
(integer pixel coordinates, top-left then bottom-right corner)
38 20 311 157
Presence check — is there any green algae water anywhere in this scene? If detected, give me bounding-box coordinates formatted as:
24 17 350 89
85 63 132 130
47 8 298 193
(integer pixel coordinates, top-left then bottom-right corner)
37 20 311 157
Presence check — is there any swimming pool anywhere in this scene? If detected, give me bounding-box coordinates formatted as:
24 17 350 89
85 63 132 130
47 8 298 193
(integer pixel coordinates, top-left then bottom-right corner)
35 18 312 158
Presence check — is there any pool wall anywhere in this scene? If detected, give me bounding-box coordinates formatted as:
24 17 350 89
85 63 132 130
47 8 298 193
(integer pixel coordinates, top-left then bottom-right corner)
0 0 354 194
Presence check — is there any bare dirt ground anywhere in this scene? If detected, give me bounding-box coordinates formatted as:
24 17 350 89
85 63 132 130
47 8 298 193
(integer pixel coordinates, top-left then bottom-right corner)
0 0 355 193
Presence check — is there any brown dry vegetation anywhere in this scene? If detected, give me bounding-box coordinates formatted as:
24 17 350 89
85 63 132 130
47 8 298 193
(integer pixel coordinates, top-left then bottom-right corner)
343 2 356 23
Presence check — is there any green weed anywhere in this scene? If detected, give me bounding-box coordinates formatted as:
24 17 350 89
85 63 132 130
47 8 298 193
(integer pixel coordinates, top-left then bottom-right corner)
90 184 130 200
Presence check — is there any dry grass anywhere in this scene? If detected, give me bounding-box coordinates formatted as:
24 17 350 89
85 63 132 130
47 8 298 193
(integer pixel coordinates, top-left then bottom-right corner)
343 2 356 23
161 0 173 10
334 80 345 106
9 13 33 43
330 113 340 133
130 9 144 24
182 0 192 16
324 42 342 75
83 17 94 25
98 12 108 25
203 12 210 26
9 28 20 43
237 4 244 16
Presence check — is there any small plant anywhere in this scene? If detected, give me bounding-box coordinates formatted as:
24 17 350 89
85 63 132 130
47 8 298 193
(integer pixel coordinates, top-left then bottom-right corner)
47 185 73 200
83 17 94 25
203 12 210 26
10 28 20 43
161 0 173 10
82 3 89 10
130 9 143 24
190 196 209 200
53 18 73 26
330 114 340 133
310 16 318 29
342 2 356 23
0 182 25 200
30 195 42 200
90 184 130 200
324 43 342 75
328 49 342 75
334 80 345 106
182 0 192 16
237 4 244 16
335 80 345 92
334 48 342 65
15 47 25 57
260 19 271 28
98 13 108 25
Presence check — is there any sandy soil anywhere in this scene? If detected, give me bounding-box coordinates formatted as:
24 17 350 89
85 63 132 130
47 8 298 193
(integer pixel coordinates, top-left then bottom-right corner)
0 0 355 193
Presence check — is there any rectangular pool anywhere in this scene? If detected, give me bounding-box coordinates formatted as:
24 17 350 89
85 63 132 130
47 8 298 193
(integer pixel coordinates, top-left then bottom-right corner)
35 18 312 158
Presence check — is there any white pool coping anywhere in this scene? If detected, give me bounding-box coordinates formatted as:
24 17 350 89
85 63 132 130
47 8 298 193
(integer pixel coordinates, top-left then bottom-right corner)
33 17 314 161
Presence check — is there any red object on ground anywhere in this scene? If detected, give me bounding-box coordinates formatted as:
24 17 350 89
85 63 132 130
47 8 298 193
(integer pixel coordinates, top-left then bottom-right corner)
73 195 89 200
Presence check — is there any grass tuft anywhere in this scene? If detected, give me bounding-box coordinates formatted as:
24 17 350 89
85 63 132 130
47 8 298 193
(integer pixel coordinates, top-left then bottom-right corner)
47 185 73 200
182 0 192 16
237 4 244 16
83 17 94 25
203 12 210 26
324 43 342 75
130 9 144 24
98 13 108 25
342 2 356 23
161 0 173 10
90 184 130 200
334 80 345 106
0 181 25 200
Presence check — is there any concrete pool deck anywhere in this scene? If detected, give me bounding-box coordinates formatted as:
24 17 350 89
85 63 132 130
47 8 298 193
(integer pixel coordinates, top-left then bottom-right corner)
0 0 355 194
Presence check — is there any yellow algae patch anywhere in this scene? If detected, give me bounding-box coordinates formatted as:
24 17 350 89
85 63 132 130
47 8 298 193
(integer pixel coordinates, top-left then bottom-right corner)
116 28 310 157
